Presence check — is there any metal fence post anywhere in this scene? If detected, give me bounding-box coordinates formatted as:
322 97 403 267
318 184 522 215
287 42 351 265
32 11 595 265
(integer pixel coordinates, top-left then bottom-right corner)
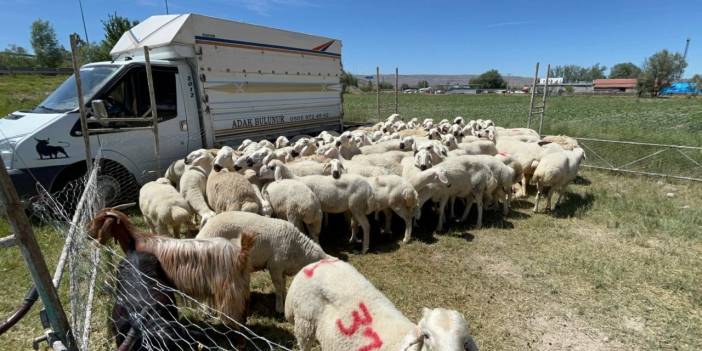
143 46 161 177
0 157 77 351
69 34 92 174
539 64 550 135
376 66 381 122
527 62 539 129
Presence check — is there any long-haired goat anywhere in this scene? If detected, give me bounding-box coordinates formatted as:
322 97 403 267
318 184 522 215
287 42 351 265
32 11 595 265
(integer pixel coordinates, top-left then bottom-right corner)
89 208 255 326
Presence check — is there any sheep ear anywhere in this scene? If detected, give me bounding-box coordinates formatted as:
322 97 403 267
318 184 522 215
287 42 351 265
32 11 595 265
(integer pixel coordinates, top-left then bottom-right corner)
537 141 552 146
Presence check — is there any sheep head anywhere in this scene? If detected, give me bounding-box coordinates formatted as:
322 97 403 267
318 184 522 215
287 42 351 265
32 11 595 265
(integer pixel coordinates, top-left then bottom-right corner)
185 149 214 172
212 146 235 172
326 159 346 179
415 308 477 351
275 135 289 149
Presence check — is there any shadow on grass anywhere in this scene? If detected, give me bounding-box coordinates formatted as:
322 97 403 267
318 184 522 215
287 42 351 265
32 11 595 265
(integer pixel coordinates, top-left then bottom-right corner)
552 192 595 218
573 175 592 186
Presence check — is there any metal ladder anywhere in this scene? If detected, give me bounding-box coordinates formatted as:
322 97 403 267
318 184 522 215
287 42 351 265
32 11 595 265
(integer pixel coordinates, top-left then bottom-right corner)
527 62 550 135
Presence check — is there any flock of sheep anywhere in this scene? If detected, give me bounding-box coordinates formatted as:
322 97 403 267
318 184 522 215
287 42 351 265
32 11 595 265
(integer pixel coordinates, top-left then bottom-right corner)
88 113 586 351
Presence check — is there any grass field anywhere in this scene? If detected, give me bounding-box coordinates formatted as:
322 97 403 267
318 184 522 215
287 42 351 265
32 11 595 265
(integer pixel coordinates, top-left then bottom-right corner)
1 76 701 350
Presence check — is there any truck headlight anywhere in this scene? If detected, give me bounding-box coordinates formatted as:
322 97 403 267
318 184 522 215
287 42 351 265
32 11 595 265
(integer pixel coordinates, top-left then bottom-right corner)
1 149 11 169
0 138 19 169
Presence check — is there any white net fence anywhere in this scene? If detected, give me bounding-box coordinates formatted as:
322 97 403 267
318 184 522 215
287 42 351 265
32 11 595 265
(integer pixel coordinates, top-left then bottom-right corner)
28 152 293 351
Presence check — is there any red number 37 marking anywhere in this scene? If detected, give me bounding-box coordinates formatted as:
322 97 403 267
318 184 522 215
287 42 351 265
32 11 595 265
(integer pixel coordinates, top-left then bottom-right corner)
336 302 383 351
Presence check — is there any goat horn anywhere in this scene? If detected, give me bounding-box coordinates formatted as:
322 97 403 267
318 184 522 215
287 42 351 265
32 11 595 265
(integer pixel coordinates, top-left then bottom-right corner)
111 202 136 211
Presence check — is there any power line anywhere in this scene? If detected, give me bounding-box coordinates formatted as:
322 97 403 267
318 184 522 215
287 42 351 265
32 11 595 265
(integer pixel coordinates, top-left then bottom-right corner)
78 0 89 43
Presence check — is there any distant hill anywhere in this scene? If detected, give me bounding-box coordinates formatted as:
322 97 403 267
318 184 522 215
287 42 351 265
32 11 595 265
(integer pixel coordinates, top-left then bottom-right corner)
355 74 533 88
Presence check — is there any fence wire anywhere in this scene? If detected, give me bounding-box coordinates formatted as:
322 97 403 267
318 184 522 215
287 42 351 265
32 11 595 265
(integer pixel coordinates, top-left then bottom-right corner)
28 152 292 351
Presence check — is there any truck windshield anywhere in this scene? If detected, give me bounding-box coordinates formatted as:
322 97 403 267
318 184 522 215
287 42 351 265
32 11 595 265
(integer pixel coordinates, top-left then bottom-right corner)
33 65 120 113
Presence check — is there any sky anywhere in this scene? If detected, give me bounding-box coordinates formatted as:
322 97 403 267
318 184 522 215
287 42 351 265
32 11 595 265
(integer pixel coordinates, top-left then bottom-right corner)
0 0 700 77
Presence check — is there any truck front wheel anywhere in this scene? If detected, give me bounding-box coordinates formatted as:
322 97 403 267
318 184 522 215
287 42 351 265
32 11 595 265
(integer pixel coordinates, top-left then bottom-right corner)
50 160 138 213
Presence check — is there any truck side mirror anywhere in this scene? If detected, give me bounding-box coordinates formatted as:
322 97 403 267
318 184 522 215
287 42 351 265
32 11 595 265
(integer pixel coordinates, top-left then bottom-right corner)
91 100 108 120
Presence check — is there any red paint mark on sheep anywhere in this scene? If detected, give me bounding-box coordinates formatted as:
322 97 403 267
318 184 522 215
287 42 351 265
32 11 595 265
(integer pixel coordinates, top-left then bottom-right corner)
336 303 383 351
336 302 373 335
303 258 338 278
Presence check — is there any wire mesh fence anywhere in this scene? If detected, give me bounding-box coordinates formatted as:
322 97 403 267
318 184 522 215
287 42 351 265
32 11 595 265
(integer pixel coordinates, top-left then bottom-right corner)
25 151 293 351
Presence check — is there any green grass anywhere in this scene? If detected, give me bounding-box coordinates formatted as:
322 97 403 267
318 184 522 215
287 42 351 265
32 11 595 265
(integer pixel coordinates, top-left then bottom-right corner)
0 74 68 116
0 76 701 350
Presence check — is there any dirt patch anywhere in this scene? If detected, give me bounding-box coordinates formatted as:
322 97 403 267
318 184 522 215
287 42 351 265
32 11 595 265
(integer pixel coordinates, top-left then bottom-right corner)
528 307 623 351
474 254 523 283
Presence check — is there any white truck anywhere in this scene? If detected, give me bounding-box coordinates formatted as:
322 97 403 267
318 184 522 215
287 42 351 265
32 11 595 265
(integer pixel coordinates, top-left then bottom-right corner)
0 13 343 203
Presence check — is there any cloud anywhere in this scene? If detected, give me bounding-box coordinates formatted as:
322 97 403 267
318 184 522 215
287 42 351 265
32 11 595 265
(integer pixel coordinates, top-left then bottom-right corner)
235 0 318 16
486 21 533 28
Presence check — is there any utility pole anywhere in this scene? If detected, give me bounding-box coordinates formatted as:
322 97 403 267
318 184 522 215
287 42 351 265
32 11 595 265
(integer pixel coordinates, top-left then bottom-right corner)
683 38 690 61
165 0 170 14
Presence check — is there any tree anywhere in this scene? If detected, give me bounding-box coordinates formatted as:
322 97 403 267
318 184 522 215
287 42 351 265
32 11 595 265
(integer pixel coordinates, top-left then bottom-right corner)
0 44 35 67
378 81 394 90
400 83 410 91
360 80 374 92
92 13 140 61
469 69 507 89
417 80 429 89
340 69 358 93
30 19 64 68
637 49 687 97
550 64 607 82
609 62 641 79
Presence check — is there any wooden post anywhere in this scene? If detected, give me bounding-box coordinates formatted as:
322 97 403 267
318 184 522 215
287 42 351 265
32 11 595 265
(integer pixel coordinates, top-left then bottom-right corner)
394 67 399 114
527 62 539 129
0 157 76 350
69 34 92 174
376 66 381 122
144 46 161 177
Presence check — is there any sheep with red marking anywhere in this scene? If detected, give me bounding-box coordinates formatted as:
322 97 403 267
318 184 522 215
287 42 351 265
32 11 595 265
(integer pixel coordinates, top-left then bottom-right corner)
285 259 478 351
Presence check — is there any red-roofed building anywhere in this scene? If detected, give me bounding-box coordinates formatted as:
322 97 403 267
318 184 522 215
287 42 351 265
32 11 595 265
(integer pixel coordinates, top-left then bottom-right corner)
593 78 637 93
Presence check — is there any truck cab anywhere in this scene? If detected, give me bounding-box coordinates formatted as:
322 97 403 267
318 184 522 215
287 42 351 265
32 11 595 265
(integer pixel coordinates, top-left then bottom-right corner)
1 59 201 204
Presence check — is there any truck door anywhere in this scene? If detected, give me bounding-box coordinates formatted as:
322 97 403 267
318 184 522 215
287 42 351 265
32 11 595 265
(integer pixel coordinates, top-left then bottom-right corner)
92 64 188 182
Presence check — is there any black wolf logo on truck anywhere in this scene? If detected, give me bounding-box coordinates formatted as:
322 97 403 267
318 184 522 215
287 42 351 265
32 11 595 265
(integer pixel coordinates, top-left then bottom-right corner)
34 138 69 159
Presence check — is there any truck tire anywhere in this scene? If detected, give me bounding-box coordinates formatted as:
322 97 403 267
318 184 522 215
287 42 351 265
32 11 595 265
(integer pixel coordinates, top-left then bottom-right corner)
50 160 138 214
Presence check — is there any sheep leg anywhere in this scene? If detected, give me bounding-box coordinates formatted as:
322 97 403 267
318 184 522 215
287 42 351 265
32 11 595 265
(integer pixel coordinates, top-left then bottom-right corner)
459 196 474 222
448 196 456 219
307 220 321 243
270 269 286 314
546 188 554 212
352 211 371 253
435 196 449 232
554 187 565 208
382 208 393 234
156 223 170 237
289 213 306 234
533 189 541 212
395 207 413 243
520 174 529 197
503 190 512 216
293 318 316 351
475 193 484 228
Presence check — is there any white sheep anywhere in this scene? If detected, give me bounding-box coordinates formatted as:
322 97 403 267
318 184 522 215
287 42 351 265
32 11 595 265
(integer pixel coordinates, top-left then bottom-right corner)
495 138 544 197
541 135 579 150
285 259 478 351
366 174 419 243
456 140 498 155
197 211 330 313
532 147 586 212
471 155 516 215
422 155 496 231
264 160 376 253
259 172 323 242
207 147 270 215
179 149 216 226
139 177 193 237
